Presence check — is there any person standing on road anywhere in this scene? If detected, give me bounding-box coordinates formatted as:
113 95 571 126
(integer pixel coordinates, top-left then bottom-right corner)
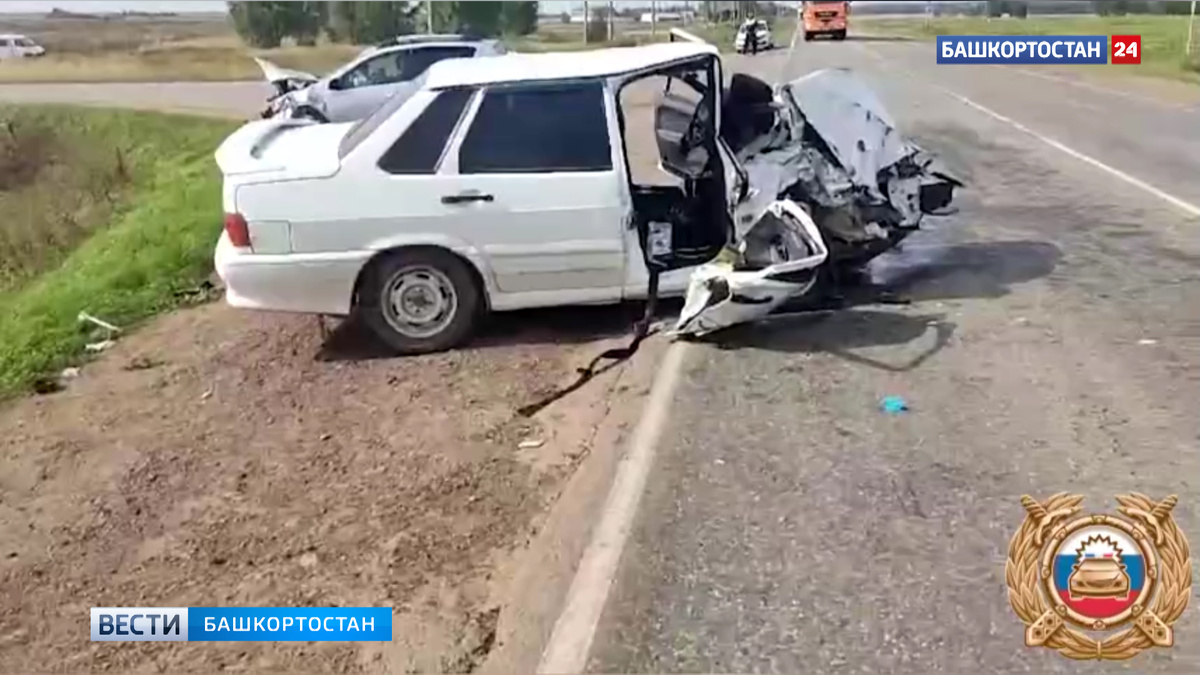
749 16 760 55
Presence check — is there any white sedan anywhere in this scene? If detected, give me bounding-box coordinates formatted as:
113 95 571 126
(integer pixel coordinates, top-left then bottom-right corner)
214 34 958 353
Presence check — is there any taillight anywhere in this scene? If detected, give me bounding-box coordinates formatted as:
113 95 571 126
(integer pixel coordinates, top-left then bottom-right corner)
224 213 251 248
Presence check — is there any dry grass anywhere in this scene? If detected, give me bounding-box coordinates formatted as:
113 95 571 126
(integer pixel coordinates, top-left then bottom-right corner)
0 105 235 394
0 114 130 288
0 15 360 82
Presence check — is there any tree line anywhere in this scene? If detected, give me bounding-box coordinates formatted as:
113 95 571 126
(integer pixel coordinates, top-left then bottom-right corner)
227 1 539 48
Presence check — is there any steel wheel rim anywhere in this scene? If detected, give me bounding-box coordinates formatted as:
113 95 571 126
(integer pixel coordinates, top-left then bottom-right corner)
382 265 458 339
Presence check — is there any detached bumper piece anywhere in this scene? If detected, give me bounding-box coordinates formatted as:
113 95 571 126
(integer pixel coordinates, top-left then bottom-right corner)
672 200 828 338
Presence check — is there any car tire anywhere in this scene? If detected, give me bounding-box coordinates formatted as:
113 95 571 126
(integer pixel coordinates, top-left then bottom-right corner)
358 248 483 355
835 30 847 41
803 32 812 41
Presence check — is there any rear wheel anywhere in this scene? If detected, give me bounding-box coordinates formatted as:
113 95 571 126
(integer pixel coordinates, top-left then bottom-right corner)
803 31 812 41
835 30 847 41
358 248 482 355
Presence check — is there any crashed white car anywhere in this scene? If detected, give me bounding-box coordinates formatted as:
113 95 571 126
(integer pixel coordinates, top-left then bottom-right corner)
255 34 507 123
215 31 958 353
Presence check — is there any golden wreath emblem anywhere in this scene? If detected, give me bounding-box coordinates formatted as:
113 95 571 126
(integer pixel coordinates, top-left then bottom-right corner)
1006 493 1192 660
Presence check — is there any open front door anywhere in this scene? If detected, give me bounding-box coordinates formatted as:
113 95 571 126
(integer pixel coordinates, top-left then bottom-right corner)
623 54 734 282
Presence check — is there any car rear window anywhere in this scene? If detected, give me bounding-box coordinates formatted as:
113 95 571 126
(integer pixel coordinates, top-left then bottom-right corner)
378 88 474 175
339 71 431 159
401 45 476 81
458 81 612 174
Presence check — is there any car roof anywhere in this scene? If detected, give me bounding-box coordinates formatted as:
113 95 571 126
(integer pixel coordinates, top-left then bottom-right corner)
377 33 492 47
423 42 719 90
0 34 30 39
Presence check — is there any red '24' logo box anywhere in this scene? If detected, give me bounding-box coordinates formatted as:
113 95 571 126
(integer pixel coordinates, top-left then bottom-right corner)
1111 35 1141 64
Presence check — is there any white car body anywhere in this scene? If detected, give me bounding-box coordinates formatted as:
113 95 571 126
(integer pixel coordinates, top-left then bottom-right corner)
214 30 957 350
255 35 507 123
219 43 760 316
0 34 46 59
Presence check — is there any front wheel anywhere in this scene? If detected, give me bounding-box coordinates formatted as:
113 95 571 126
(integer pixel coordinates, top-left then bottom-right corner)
803 32 812 41
358 249 483 355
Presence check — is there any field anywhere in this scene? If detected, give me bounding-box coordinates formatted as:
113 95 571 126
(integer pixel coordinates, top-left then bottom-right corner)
0 13 360 82
0 105 235 396
0 13 795 82
858 15 1200 83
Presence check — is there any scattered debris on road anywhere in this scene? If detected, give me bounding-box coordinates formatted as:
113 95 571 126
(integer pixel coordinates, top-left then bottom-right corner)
880 395 910 414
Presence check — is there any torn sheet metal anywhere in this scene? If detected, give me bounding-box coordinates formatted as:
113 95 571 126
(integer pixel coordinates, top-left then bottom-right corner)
748 68 960 228
674 67 961 338
779 68 912 196
672 200 828 337
254 57 318 89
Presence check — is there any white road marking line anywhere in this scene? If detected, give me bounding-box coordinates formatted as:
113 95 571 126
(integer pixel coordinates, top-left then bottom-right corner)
1005 66 1197 112
536 340 691 675
850 42 1200 220
938 88 1200 219
536 28 802 673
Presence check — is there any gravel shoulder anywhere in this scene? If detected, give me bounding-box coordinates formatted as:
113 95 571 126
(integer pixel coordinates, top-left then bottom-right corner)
0 303 659 672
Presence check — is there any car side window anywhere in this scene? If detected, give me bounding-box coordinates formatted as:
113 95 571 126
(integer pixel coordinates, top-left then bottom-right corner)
343 51 405 89
378 88 474 175
458 82 612 174
399 46 476 81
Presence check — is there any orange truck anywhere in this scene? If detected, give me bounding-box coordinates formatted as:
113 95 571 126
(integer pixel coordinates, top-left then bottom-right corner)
801 1 849 41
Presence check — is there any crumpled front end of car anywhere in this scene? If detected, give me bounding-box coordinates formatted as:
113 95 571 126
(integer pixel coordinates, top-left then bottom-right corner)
671 68 961 338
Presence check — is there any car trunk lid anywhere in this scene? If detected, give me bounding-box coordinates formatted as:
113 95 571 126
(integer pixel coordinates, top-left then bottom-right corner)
214 119 351 181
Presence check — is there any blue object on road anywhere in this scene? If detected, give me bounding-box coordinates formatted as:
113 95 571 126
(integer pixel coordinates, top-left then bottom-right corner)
881 396 909 414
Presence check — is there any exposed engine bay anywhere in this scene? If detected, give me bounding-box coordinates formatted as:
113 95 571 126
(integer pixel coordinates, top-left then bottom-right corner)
670 67 962 337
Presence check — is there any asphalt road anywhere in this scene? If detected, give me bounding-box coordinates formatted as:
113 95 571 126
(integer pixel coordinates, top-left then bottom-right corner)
0 80 268 119
585 37 1200 674
3 38 1198 674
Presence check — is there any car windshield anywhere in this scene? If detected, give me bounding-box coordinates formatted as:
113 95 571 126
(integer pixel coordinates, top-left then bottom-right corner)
17 38 36 47
338 71 432 159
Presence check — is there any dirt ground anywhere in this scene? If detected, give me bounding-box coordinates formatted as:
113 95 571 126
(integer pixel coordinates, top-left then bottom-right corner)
0 300 649 673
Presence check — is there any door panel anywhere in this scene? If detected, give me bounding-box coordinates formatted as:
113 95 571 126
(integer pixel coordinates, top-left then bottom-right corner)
437 174 626 293
439 80 627 294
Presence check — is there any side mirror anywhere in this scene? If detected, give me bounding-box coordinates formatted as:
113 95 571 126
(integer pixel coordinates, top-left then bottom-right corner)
328 77 344 91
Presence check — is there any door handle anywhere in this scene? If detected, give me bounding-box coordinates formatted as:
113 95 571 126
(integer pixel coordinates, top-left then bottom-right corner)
441 192 494 205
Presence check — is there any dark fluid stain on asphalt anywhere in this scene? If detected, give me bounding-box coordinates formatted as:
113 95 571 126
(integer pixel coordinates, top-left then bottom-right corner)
869 239 1062 302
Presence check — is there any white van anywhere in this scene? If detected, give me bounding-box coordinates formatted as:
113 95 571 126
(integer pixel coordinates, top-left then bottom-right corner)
0 34 46 59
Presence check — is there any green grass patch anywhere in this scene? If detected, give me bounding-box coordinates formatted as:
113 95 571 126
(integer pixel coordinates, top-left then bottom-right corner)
0 105 235 397
859 15 1200 83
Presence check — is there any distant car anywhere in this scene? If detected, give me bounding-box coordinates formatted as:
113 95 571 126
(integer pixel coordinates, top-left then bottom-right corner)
734 19 773 54
0 34 46 59
254 34 507 123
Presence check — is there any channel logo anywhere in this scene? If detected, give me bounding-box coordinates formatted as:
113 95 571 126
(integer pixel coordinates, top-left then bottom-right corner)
937 35 1109 65
90 607 393 642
